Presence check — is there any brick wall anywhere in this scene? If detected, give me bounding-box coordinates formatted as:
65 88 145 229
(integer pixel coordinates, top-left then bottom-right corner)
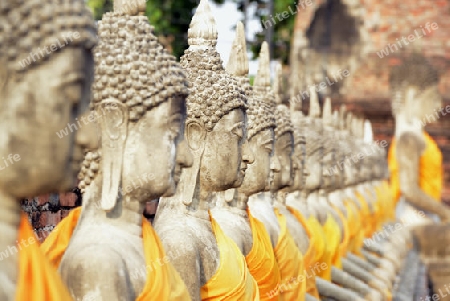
292 0 450 203
21 191 155 242
21 191 81 242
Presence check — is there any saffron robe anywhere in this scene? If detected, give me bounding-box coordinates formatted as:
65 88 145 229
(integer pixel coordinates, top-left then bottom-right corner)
201 215 260 301
246 210 281 301
16 214 73 301
273 208 306 301
305 216 325 269
329 205 350 266
388 131 442 203
41 207 191 300
287 207 320 299
321 214 341 274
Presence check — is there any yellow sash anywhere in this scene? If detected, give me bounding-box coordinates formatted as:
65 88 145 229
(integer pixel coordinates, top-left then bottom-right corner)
388 131 442 202
246 210 281 301
41 207 191 300
273 208 306 301
202 215 260 300
322 213 342 271
287 207 320 299
16 214 73 301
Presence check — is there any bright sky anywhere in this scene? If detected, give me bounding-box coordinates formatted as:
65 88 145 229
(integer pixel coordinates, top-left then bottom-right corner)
209 1 262 75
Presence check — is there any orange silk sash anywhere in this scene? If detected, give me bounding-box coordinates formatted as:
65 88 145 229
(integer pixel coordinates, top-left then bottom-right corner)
388 131 442 203
16 213 73 301
287 207 320 299
201 215 260 301
246 210 281 301
273 208 306 301
41 207 191 300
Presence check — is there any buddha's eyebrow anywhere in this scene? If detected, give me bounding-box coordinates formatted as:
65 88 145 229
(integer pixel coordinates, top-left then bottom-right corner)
261 138 274 145
169 113 184 122
230 122 245 131
61 72 85 85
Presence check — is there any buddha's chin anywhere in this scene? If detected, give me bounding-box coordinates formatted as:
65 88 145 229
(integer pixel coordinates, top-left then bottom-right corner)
162 182 176 198
231 176 245 189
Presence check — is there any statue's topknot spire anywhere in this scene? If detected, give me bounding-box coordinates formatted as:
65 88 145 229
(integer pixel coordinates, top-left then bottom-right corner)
364 119 373 143
274 63 283 105
254 42 271 89
226 22 248 77
309 87 321 118
188 0 218 48
322 97 332 127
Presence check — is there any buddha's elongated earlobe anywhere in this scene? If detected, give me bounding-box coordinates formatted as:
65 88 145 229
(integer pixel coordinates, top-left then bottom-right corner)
98 100 128 212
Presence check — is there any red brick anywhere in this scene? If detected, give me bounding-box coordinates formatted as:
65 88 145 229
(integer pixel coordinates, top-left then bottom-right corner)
35 194 50 206
61 209 74 219
35 229 52 243
144 201 159 216
38 211 61 228
59 193 78 207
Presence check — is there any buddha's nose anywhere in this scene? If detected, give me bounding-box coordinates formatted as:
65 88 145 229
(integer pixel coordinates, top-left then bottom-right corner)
76 111 99 151
270 155 281 173
176 139 193 168
242 139 254 165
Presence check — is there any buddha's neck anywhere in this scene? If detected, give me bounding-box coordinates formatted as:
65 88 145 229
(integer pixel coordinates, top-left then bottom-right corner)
273 191 287 207
0 191 21 286
214 189 246 211
158 159 212 220
395 113 423 138
328 189 342 206
249 191 273 207
82 177 144 238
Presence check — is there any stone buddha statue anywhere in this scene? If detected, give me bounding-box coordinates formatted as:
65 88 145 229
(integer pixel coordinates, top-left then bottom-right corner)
41 5 194 300
154 1 258 300
267 62 309 301
298 88 328 225
247 43 282 250
0 1 97 300
210 22 281 301
312 101 384 301
388 53 450 223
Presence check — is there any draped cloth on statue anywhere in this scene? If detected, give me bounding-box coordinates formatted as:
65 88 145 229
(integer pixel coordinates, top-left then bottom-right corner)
344 200 362 255
305 216 325 269
388 131 442 203
41 207 191 300
246 209 281 301
381 180 396 222
366 186 381 237
329 205 350 265
273 208 306 301
287 207 320 299
202 214 260 301
355 192 371 242
16 213 73 301
41 207 81 269
322 213 342 272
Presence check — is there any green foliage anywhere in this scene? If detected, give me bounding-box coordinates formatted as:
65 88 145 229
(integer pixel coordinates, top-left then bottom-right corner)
86 0 225 59
235 0 295 64
87 0 113 19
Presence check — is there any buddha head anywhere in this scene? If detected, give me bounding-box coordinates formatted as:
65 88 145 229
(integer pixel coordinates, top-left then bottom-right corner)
340 108 357 187
0 0 97 197
389 54 441 125
227 23 275 197
270 62 294 192
173 0 251 206
303 89 323 192
321 98 338 191
78 11 192 210
287 114 308 193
